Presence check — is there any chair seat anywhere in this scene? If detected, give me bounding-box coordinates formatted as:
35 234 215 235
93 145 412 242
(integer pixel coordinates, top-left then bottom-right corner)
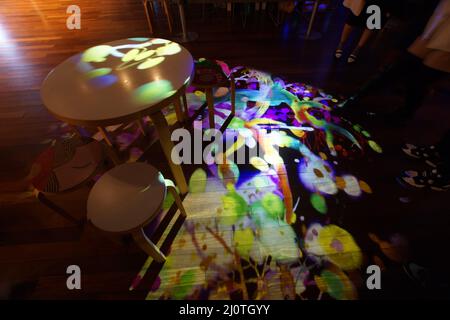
30 135 104 193
87 162 166 233
193 58 230 88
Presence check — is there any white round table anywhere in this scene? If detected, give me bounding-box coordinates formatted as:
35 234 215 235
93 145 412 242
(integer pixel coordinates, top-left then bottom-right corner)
41 38 193 194
87 162 187 262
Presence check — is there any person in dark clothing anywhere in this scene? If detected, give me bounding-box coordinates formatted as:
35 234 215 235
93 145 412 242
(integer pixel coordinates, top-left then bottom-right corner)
335 0 392 63
338 0 443 119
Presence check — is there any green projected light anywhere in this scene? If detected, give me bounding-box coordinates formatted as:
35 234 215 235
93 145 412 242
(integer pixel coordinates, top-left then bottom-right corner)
129 63 385 300
134 80 174 104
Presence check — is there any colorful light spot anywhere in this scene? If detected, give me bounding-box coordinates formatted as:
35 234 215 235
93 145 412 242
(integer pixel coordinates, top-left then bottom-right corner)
82 45 113 63
85 68 112 79
156 43 181 56
359 180 372 194
250 157 270 172
122 48 140 62
188 168 207 193
137 57 165 70
134 80 174 104
134 49 156 61
342 175 362 197
311 193 327 214
261 193 285 220
317 225 363 270
368 140 383 153
234 228 254 258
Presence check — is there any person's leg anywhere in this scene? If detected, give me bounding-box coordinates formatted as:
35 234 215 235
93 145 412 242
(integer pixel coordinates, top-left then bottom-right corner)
348 28 374 63
392 63 446 119
338 52 423 110
338 24 354 48
335 23 354 58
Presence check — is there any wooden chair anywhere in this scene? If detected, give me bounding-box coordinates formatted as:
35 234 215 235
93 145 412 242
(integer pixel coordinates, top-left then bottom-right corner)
87 162 187 262
192 58 236 129
142 0 174 34
30 133 108 225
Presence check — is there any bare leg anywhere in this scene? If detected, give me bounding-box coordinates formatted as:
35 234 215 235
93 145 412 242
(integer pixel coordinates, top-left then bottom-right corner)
335 24 353 58
348 29 374 63
337 24 354 49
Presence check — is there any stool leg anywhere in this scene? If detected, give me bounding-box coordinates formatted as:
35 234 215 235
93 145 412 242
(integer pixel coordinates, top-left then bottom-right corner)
230 75 236 116
167 184 187 218
206 88 215 129
173 96 185 124
136 119 147 136
132 228 166 263
35 190 81 225
182 92 189 120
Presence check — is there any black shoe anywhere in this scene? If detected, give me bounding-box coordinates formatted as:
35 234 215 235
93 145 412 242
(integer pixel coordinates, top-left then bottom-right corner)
401 144 442 167
398 167 450 192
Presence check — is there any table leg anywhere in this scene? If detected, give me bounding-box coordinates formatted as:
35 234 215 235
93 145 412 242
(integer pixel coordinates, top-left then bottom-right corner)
97 126 121 165
205 88 215 129
306 0 319 39
150 110 188 194
132 228 166 263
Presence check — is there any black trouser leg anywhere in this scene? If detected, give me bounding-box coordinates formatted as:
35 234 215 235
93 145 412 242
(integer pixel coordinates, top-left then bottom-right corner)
398 64 446 118
344 52 423 108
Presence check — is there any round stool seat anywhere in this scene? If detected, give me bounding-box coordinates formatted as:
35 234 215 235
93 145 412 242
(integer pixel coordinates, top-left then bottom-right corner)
31 135 104 193
87 162 166 233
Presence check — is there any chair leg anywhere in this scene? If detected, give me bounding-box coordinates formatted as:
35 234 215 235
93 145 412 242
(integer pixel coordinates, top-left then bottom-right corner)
35 191 81 225
162 0 173 34
166 183 187 218
205 88 215 129
143 0 154 35
132 228 166 263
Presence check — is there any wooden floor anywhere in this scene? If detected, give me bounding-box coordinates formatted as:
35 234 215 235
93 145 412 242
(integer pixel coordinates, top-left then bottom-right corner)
1 0 449 299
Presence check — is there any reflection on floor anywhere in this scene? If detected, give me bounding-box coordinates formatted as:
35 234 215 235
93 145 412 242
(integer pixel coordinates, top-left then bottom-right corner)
130 63 392 300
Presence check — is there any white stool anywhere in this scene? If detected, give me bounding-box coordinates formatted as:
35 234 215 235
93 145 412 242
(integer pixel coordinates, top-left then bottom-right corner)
87 162 186 262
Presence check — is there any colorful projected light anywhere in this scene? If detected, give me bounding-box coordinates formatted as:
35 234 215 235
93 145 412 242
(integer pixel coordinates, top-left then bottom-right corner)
131 63 384 300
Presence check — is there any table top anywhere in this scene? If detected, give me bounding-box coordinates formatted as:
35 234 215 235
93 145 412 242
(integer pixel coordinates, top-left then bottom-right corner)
41 38 193 126
87 162 166 233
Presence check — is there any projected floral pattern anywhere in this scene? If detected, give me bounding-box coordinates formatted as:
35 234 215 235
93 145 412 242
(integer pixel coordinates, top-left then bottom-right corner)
76 38 185 102
131 64 387 300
